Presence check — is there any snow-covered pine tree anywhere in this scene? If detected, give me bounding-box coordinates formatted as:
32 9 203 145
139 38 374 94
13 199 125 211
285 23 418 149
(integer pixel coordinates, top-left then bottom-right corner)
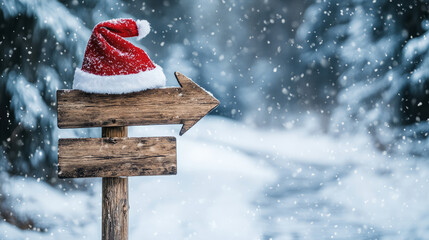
298 0 429 154
0 0 88 229
0 0 90 179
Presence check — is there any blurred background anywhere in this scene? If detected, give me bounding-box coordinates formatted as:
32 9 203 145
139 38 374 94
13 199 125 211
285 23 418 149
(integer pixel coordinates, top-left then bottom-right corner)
2 0 429 239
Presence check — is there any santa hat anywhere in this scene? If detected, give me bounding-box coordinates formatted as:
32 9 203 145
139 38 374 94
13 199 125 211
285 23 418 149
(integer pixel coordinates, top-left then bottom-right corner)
73 18 166 94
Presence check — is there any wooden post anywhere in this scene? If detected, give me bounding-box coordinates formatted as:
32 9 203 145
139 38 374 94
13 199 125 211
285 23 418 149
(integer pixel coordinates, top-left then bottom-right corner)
102 126 129 240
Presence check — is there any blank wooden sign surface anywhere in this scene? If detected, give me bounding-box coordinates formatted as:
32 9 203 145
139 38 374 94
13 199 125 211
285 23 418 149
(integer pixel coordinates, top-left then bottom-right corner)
57 72 219 135
58 137 176 178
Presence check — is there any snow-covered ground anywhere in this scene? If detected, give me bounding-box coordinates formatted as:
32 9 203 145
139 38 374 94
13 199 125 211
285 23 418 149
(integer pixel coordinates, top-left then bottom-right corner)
1 116 429 239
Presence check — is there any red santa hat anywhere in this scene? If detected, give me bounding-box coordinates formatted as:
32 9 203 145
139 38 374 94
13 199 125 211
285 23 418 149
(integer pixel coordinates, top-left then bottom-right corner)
73 18 166 94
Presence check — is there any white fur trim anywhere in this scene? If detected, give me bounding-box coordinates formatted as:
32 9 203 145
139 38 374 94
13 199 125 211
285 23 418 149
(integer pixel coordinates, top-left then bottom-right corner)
72 65 166 94
136 19 150 40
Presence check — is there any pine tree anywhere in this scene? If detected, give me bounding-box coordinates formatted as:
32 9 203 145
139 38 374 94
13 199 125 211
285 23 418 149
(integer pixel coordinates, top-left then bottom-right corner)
298 0 429 154
0 0 90 179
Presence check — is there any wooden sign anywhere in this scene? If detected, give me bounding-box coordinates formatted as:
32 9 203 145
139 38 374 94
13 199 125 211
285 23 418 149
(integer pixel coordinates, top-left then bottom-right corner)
57 72 219 135
57 72 219 240
58 137 176 178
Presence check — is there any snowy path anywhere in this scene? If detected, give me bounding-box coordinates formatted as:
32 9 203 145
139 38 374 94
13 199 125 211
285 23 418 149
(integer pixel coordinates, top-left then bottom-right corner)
1 116 429 239
199 118 429 239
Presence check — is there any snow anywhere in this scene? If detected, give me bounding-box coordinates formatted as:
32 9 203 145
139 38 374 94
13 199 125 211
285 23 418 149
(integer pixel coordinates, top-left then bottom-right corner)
6 74 49 129
72 64 166 94
3 1 429 239
2 116 429 239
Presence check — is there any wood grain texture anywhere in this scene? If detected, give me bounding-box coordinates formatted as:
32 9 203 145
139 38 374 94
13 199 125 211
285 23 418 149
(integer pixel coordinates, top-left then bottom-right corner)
57 72 219 135
102 126 128 138
58 136 177 178
102 126 128 240
103 177 128 240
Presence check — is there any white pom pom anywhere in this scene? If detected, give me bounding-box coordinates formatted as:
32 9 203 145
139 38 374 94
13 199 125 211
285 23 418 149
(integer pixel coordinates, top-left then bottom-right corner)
136 19 151 40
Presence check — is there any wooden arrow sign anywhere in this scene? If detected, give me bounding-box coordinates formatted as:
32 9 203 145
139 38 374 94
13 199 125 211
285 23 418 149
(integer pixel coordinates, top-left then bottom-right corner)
57 72 220 135
56 72 219 240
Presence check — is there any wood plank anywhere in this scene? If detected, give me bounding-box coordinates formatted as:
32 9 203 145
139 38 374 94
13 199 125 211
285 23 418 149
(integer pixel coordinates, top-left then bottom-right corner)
57 72 219 135
101 126 128 240
58 136 176 178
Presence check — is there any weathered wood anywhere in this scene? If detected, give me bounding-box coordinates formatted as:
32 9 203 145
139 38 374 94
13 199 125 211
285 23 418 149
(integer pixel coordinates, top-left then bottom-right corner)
102 126 128 138
58 136 177 178
102 126 128 240
57 72 219 135
103 177 128 240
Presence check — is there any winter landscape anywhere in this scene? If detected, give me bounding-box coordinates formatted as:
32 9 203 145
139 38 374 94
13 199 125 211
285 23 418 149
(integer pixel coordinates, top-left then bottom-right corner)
2 0 429 239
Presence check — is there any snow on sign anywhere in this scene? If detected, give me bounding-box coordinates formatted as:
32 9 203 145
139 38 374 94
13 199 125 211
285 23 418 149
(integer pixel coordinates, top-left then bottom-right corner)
56 72 219 239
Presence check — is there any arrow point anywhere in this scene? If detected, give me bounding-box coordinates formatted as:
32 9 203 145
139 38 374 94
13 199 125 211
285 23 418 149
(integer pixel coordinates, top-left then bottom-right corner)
173 72 220 135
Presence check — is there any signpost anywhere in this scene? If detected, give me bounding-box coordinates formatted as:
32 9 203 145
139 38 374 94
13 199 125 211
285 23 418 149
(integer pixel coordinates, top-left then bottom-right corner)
57 72 219 240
